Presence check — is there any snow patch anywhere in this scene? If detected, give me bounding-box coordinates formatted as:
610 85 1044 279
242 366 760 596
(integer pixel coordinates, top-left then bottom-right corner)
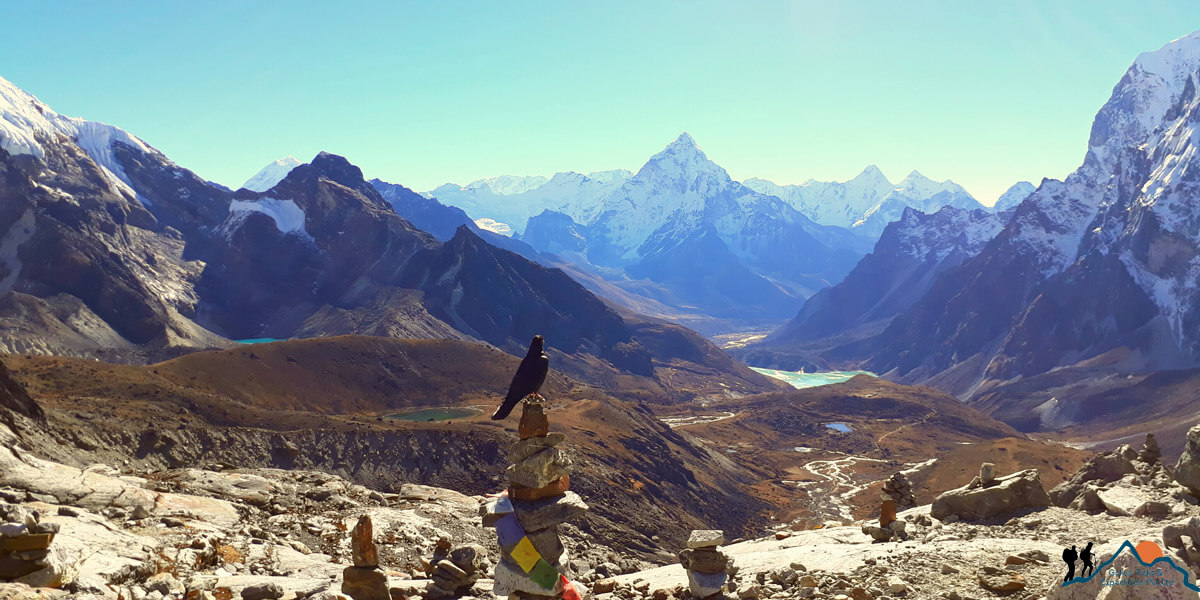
228 198 312 240
473 218 512 236
242 156 303 192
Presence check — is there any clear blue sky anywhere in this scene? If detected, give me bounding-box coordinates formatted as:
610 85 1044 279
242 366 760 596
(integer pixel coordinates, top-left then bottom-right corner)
3 1 1199 203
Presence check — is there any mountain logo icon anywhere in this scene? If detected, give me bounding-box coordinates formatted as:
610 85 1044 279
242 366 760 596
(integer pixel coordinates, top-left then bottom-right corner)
1061 540 1200 592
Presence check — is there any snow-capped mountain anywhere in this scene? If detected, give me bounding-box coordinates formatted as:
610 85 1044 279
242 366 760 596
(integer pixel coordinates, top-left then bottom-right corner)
241 156 302 192
841 29 1200 395
424 170 631 235
743 166 893 230
518 133 873 325
743 168 986 236
992 181 1036 212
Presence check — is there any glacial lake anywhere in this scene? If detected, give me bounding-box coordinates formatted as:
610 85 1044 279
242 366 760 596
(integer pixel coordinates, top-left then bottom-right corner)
386 407 483 422
750 367 876 389
236 338 286 344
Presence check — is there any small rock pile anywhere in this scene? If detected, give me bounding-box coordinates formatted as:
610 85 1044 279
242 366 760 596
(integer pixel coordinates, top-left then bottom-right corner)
1163 515 1200 569
0 504 61 588
342 515 389 600
678 530 731 598
482 396 589 599
739 559 906 600
1050 433 1183 518
976 550 1047 593
424 539 488 600
881 472 916 510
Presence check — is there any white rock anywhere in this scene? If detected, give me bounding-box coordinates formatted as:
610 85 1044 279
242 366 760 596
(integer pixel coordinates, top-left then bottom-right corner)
688 530 725 549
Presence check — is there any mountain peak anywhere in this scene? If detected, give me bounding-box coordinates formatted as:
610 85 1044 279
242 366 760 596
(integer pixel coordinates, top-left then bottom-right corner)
0 74 153 197
242 156 304 192
296 152 367 189
671 131 697 147
852 165 890 183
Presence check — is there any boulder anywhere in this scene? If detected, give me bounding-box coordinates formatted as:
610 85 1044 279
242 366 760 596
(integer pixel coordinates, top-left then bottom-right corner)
931 469 1050 522
1097 487 1149 517
1176 424 1200 497
240 583 284 600
978 571 1024 592
979 463 996 486
1050 447 1139 507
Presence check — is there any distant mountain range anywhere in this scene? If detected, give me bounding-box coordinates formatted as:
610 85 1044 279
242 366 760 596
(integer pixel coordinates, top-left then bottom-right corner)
411 136 1034 332
424 150 1023 240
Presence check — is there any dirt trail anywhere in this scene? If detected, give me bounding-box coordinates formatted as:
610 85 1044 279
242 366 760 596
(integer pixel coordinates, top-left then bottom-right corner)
787 453 938 522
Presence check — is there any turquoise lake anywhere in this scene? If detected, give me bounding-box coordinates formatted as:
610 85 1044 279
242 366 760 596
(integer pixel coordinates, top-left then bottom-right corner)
236 338 285 344
749 367 876 389
386 407 483 422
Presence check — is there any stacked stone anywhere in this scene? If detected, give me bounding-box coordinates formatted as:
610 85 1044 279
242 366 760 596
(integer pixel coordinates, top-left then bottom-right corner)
342 515 389 600
881 472 916 510
862 471 915 542
482 397 589 599
424 540 488 600
679 530 731 598
1141 433 1162 463
0 505 62 588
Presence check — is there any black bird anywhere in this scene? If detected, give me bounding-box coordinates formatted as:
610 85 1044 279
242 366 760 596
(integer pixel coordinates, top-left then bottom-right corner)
492 335 549 420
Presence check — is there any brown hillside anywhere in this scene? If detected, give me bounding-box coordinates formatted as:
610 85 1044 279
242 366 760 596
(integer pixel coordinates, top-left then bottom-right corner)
3 336 769 556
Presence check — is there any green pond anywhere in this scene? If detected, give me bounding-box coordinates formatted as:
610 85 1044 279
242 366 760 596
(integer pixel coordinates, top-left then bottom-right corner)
750 367 876 389
386 407 483 422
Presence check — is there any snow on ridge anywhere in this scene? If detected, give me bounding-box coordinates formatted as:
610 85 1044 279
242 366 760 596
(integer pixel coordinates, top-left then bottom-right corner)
242 156 303 192
474 217 512 236
0 75 154 202
993 181 1036 211
228 197 313 240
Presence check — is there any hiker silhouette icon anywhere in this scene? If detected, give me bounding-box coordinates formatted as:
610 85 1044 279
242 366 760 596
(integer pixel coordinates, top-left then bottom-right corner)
1080 542 1094 578
1062 545 1078 583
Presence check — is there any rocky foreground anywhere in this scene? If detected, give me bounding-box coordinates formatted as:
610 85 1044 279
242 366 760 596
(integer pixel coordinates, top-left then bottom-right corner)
3 414 1200 600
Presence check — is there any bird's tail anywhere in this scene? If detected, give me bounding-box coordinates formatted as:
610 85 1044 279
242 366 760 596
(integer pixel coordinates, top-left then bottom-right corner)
491 398 518 421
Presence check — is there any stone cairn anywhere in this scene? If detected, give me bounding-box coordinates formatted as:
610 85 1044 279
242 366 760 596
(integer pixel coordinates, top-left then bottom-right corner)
481 396 589 600
678 530 732 598
0 504 62 588
862 471 916 542
424 538 489 600
342 515 389 600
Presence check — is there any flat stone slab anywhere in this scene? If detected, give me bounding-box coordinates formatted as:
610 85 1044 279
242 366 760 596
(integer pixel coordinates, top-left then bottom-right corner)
511 492 588 532
687 530 725 549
